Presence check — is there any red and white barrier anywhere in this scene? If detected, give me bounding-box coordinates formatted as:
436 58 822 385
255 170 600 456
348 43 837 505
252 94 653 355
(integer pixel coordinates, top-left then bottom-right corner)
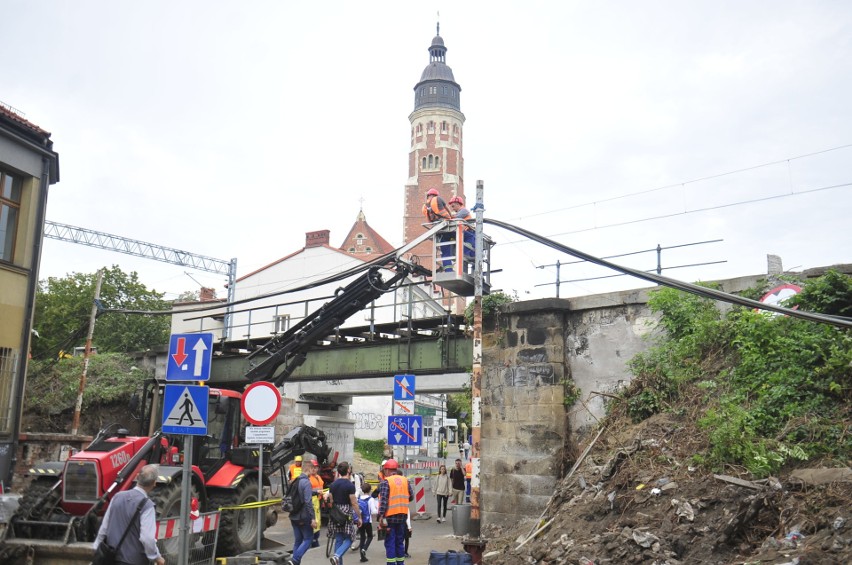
156 511 220 539
413 476 426 516
401 460 441 470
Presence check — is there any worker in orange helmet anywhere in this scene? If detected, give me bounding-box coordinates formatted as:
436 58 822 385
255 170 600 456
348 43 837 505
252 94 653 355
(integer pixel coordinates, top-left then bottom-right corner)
375 459 413 565
423 189 455 273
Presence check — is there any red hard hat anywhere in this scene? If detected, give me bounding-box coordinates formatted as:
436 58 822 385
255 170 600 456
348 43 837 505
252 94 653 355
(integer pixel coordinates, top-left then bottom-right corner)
448 196 464 205
426 189 439 196
383 458 399 470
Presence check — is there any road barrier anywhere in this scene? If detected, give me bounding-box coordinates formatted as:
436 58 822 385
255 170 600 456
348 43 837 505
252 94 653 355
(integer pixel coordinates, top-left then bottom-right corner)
156 510 220 565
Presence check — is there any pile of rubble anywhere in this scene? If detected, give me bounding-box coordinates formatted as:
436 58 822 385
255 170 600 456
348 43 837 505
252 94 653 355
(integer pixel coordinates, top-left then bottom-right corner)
481 414 852 565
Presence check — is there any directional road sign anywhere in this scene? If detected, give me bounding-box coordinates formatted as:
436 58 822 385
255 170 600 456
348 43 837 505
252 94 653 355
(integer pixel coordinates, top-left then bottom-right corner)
387 415 423 446
162 384 209 435
393 374 416 401
166 333 214 381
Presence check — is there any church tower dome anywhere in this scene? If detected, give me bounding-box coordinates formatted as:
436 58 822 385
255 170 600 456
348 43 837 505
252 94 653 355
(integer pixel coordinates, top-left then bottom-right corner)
403 23 466 268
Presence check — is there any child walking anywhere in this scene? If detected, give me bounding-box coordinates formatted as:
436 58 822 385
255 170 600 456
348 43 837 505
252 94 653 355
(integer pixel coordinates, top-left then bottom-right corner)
357 482 378 562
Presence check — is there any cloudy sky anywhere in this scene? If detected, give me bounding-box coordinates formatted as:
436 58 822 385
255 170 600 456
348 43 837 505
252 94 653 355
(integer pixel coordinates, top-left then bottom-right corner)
5 1 851 303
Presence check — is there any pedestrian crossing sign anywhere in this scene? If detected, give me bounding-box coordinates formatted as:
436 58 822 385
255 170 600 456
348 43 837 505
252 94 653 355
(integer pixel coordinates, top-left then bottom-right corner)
162 384 209 435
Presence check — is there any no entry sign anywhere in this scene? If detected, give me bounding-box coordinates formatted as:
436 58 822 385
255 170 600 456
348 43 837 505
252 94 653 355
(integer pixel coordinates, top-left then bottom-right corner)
241 381 281 426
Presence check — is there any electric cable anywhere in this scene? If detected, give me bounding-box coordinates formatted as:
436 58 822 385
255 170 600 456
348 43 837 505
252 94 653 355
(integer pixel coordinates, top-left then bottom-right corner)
485 218 852 330
101 247 404 316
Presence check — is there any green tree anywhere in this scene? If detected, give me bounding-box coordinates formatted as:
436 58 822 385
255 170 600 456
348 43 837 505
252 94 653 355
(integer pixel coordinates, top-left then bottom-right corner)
32 265 171 358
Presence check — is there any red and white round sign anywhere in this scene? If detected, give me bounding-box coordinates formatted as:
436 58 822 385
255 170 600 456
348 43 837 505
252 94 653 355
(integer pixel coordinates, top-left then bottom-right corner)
241 381 281 426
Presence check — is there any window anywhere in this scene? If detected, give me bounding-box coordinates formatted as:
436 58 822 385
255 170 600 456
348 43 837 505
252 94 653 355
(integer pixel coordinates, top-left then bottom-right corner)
0 170 22 263
441 121 447 132
428 121 434 133
430 86 437 94
422 157 427 169
428 155 434 168
365 246 372 253
435 156 440 168
273 314 291 334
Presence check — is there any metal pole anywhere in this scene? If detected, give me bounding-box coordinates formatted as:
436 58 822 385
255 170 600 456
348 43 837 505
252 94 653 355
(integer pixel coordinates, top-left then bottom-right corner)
469 180 484 540
257 445 263 551
656 244 662 275
71 268 104 435
555 260 561 299
178 434 193 565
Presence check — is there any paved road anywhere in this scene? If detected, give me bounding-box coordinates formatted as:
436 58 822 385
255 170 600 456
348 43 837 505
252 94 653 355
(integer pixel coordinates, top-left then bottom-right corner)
264 493 468 565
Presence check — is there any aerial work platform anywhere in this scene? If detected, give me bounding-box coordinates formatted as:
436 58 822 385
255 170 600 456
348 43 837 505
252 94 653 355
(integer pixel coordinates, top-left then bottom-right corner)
431 220 493 297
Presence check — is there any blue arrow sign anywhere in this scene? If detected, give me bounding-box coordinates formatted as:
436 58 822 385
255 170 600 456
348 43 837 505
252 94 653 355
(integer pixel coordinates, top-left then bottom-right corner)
393 374 416 401
387 415 423 446
162 385 209 435
166 333 214 381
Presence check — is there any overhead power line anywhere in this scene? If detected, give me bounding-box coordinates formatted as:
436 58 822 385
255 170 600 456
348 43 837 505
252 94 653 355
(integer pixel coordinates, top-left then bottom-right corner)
500 180 852 245
485 218 852 330
510 142 852 222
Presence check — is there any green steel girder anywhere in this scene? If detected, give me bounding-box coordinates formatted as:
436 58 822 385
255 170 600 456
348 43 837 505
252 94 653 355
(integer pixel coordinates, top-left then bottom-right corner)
210 334 472 385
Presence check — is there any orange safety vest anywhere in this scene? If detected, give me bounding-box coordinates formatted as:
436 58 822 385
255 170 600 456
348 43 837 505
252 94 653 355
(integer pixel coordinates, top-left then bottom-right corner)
422 196 453 222
385 475 410 518
309 474 323 494
465 462 472 479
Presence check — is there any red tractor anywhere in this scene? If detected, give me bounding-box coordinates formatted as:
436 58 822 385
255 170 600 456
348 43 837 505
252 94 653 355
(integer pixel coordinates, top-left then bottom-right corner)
1 258 432 562
1 383 333 562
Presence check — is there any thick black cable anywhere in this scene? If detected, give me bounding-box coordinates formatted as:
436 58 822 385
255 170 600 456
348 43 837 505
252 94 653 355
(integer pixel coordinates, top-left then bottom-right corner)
102 248 401 316
485 218 852 330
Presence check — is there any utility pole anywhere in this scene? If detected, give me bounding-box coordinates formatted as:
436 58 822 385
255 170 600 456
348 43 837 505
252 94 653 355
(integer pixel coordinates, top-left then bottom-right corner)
71 268 104 435
466 180 486 556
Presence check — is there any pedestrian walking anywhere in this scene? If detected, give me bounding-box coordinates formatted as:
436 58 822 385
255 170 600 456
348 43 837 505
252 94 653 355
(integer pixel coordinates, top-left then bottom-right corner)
308 459 324 548
326 461 363 565
433 464 451 523
287 460 317 565
356 482 378 562
449 459 465 505
376 458 413 565
93 464 164 565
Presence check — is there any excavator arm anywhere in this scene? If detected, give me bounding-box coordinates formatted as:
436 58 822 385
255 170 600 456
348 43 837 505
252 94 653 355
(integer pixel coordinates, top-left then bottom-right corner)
244 259 429 386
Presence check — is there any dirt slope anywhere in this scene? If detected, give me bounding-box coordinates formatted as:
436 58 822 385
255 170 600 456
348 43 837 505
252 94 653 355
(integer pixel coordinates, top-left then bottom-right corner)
481 414 852 565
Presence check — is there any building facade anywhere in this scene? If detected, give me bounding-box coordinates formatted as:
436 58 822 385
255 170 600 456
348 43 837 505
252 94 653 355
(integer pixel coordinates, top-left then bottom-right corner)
0 104 59 485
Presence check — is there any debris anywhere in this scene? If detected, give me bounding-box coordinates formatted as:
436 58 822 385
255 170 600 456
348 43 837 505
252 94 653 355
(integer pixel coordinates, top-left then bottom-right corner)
651 487 662 495
671 498 695 522
631 530 660 548
713 473 762 490
833 517 846 531
636 483 646 490
789 467 852 485
660 481 678 492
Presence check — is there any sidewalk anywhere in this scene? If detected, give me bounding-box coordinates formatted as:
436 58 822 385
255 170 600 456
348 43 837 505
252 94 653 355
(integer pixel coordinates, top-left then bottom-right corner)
264 490 468 564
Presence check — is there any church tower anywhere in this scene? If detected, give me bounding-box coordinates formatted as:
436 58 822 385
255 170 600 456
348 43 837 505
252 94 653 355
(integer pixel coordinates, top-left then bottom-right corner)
403 24 465 268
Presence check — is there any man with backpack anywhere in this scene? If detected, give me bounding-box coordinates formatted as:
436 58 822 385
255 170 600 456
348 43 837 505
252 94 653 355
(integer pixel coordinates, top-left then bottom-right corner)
287 460 317 565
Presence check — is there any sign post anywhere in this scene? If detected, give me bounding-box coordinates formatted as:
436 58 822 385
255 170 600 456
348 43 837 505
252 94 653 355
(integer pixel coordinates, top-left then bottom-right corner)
240 381 281 551
164 333 213 565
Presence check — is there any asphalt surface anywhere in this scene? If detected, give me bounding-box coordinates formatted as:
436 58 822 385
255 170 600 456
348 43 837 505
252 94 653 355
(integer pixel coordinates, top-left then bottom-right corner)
264 494 469 565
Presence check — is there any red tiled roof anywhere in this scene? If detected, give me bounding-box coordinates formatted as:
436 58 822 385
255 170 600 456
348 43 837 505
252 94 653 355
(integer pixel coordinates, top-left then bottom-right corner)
339 212 394 255
0 104 51 138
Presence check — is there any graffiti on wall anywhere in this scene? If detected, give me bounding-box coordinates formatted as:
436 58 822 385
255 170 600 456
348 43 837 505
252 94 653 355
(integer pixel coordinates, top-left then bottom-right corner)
351 412 384 430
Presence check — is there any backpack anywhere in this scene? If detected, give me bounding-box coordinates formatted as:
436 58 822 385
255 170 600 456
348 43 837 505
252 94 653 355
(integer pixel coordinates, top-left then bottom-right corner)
281 477 305 514
358 496 371 523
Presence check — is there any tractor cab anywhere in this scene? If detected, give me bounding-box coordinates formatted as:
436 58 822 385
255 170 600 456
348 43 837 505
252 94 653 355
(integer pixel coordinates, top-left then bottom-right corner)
431 219 493 297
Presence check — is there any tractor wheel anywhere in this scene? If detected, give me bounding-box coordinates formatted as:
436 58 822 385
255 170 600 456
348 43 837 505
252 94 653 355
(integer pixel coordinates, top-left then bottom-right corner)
209 477 261 557
13 478 60 539
151 480 197 561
